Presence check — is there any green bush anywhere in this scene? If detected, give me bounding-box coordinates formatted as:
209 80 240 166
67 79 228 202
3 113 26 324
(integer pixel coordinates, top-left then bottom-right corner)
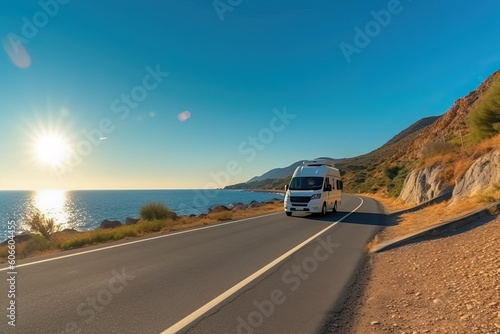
468 79 500 142
384 165 408 197
26 209 58 241
139 202 177 221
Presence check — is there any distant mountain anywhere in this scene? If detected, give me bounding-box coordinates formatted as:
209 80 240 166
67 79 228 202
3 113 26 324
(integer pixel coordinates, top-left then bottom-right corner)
246 157 340 183
246 161 305 183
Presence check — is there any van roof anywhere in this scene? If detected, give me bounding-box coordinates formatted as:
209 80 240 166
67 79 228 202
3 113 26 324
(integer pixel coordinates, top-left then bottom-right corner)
293 165 341 178
303 158 336 168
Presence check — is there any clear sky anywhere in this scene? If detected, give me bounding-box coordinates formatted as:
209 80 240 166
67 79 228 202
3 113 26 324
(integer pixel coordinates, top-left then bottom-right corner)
1 0 499 190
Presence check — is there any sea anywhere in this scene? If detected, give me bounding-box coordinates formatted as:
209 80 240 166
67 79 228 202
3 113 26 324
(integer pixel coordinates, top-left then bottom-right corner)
0 189 284 241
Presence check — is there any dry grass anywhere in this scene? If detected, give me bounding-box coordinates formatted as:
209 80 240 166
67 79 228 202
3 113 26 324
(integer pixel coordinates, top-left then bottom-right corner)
0 202 284 262
359 192 414 214
372 190 500 249
422 133 500 186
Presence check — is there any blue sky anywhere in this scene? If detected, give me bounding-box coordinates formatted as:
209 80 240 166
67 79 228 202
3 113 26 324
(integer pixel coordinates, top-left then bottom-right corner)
1 0 499 190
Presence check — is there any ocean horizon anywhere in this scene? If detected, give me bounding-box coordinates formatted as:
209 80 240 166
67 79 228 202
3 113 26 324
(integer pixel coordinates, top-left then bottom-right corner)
0 189 283 240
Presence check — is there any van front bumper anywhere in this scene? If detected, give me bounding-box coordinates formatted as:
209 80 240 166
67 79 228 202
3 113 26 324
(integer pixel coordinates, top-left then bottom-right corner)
285 199 322 213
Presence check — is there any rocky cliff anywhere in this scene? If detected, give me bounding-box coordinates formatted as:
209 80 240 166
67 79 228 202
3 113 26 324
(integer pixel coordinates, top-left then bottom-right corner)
453 150 500 197
399 166 448 204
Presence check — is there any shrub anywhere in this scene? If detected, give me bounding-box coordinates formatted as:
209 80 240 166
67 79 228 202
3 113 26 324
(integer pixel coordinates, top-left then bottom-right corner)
26 209 58 241
468 79 500 142
139 202 177 221
18 234 53 258
384 165 408 197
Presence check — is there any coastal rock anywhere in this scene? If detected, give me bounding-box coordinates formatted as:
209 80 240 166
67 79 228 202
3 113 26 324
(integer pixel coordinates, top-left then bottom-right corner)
264 198 284 204
246 200 263 208
399 165 447 204
453 150 500 198
209 205 230 213
100 219 123 229
125 217 140 225
61 228 77 233
198 213 208 218
228 202 245 210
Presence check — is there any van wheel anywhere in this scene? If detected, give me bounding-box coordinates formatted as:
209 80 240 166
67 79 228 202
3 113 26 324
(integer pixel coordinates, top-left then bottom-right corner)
321 203 327 216
286 212 292 216
333 202 337 213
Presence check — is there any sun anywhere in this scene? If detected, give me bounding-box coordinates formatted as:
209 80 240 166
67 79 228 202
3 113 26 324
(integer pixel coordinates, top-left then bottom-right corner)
35 134 69 165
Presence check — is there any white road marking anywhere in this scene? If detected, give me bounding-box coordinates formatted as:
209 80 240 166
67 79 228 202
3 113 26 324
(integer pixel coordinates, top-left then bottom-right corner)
0 212 282 271
161 197 364 334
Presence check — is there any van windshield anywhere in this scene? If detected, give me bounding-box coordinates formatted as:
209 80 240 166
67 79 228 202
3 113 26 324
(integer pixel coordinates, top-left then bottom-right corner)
289 177 324 190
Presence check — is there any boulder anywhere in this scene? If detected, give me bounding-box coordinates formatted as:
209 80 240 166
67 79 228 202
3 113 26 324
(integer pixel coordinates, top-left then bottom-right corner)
453 150 500 197
246 200 263 208
399 165 447 204
125 217 140 225
208 205 230 213
199 213 208 218
228 202 245 210
100 219 123 229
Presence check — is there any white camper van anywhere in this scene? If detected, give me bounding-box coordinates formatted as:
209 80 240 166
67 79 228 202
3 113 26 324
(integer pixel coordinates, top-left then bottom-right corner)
284 159 343 216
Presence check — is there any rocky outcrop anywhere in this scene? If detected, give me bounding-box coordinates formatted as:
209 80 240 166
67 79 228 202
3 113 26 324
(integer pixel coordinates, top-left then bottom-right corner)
399 166 448 204
125 217 140 225
453 150 500 197
100 219 122 229
228 202 245 210
208 205 230 213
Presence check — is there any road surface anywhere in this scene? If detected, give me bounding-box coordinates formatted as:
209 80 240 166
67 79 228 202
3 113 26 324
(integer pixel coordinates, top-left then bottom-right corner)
0 194 384 333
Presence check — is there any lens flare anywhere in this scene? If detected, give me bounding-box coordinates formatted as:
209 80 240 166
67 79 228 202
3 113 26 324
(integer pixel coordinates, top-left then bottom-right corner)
2 37 31 69
178 110 191 122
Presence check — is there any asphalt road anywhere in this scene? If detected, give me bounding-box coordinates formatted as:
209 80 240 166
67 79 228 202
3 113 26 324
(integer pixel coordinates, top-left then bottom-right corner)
0 194 384 334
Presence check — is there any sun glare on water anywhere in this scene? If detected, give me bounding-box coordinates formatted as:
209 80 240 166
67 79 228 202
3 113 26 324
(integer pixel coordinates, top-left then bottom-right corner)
35 134 69 166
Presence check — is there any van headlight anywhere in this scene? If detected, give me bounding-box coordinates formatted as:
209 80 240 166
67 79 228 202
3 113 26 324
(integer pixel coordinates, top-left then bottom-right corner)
310 194 321 200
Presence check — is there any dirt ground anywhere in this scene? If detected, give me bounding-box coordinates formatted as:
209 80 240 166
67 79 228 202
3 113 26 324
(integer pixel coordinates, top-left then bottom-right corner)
326 215 500 334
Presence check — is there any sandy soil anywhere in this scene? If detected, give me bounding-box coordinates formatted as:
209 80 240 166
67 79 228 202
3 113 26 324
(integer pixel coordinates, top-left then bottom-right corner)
329 215 500 334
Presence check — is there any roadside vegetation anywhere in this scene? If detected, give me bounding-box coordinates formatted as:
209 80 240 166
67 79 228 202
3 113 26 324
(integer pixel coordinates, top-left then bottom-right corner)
26 209 58 241
468 78 500 142
139 202 178 221
0 201 283 263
